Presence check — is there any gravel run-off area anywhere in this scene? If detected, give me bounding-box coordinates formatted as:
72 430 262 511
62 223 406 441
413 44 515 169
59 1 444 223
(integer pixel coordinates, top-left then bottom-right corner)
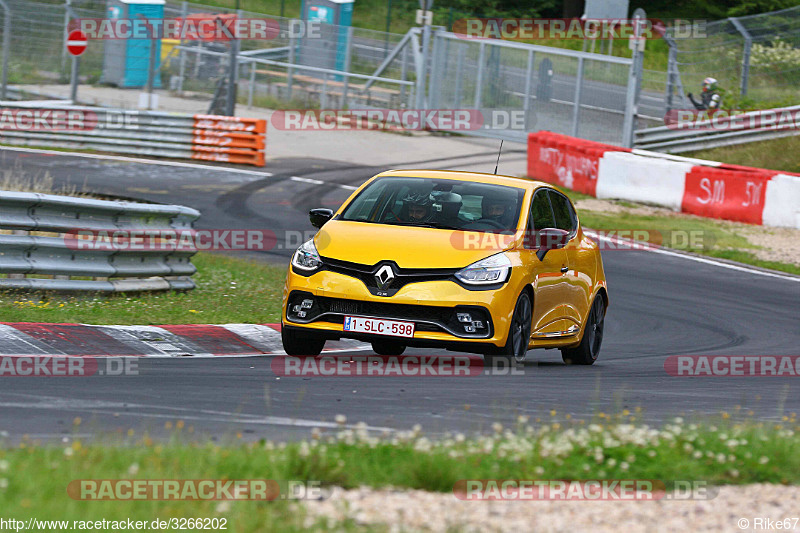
301 484 799 532
574 198 800 267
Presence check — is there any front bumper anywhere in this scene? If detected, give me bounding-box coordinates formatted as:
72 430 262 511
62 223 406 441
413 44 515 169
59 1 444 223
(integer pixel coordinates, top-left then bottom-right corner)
283 268 521 351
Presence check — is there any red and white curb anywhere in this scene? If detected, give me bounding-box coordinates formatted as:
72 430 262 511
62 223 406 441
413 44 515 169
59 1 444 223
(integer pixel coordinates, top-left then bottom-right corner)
0 323 370 357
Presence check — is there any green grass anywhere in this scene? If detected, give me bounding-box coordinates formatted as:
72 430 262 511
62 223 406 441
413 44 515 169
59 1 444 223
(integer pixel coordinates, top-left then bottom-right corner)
0 253 287 325
0 414 797 528
577 210 753 252
687 135 800 175
238 92 320 110
703 250 800 276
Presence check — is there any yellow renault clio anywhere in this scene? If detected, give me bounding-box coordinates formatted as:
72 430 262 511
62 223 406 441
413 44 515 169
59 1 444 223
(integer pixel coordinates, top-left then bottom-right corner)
281 170 608 365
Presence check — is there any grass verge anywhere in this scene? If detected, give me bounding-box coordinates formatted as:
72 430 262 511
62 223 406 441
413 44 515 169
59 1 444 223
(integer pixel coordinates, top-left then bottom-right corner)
0 414 797 528
0 253 287 324
686 135 800 175
555 187 800 276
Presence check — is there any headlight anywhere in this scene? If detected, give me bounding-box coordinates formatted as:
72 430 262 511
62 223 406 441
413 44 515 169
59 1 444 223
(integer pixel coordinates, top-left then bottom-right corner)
455 252 511 285
291 239 322 271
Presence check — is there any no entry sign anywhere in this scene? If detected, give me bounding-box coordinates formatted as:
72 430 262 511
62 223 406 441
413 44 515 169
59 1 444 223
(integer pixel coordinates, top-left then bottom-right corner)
67 30 88 56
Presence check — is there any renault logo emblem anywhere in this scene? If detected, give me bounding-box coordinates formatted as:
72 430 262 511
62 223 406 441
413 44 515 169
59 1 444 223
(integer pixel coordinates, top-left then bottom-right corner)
375 265 395 289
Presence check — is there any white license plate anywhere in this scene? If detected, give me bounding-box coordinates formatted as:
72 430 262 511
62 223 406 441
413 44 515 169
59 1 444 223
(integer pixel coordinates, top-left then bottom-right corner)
343 316 415 338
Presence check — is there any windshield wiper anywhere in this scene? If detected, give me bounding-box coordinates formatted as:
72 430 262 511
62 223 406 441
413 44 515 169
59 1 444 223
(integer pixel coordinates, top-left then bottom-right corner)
387 221 463 230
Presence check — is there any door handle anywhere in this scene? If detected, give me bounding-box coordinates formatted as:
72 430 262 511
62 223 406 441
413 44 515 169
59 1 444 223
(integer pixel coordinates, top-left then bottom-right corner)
560 266 569 273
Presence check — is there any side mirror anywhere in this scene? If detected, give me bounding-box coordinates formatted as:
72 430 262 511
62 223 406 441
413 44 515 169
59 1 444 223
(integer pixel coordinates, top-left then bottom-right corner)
309 208 334 229
536 228 569 261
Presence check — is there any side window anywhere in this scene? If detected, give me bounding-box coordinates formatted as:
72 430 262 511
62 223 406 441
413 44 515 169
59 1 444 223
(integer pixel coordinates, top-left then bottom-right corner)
343 180 390 221
528 190 555 232
548 191 577 233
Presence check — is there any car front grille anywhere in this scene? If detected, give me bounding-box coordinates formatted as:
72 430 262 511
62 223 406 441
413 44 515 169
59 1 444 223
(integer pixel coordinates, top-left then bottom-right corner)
319 296 453 324
321 257 458 297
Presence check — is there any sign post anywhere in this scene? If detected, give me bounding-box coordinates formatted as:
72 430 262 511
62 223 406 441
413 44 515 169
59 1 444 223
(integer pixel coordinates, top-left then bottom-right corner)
67 29 88 103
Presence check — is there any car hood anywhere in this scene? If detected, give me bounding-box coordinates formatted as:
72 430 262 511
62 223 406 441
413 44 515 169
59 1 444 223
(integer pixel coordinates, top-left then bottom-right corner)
314 220 516 269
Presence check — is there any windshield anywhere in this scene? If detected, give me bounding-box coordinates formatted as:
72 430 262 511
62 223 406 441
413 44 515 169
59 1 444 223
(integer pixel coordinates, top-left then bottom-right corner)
340 177 526 232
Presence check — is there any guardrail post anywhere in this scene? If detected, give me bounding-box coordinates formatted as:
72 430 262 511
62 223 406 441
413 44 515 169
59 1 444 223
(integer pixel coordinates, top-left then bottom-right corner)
342 26 353 108
665 39 677 114
400 43 408 105
428 28 441 110
474 41 485 111
224 8 242 117
61 0 72 75
247 60 255 108
321 72 328 108
177 1 188 94
193 40 202 78
523 49 534 131
729 18 752 97
415 24 431 110
70 55 79 103
571 57 584 137
453 42 464 108
741 38 752 97
622 9 645 148
287 27 295 100
0 0 11 100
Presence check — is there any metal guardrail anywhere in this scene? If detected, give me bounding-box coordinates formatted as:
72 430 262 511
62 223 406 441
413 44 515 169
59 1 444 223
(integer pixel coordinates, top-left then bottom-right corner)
0 191 200 292
634 105 800 153
0 102 267 166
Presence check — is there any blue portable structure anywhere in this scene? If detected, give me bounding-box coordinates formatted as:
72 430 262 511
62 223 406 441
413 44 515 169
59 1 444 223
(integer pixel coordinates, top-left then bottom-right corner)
101 0 165 88
299 0 354 77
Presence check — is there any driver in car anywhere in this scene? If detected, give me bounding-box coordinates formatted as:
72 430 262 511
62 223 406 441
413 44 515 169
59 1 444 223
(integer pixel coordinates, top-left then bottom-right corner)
404 193 434 223
481 193 515 228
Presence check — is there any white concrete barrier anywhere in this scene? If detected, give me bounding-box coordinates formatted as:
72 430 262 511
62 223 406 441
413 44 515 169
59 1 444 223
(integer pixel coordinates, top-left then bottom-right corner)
596 152 693 211
763 174 800 229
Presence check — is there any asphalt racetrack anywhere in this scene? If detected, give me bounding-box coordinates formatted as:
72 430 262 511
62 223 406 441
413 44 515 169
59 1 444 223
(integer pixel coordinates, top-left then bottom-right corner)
0 147 798 442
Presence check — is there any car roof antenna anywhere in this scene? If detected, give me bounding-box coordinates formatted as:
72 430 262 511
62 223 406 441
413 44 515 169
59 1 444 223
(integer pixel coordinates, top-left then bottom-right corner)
493 140 504 175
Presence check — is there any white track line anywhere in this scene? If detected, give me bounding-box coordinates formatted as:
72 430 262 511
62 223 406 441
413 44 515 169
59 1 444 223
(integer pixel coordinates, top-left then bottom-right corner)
0 394 394 432
585 230 800 283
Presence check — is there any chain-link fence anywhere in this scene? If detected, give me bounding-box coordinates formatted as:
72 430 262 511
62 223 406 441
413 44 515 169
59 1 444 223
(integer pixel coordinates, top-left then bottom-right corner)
158 1 415 111
1 0 647 145
428 32 634 144
668 5 800 108
2 0 104 86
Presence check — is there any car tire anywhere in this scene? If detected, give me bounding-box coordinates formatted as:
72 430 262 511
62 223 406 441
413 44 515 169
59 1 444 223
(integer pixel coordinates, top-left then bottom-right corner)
281 326 325 356
485 291 532 367
561 296 605 365
371 340 406 356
